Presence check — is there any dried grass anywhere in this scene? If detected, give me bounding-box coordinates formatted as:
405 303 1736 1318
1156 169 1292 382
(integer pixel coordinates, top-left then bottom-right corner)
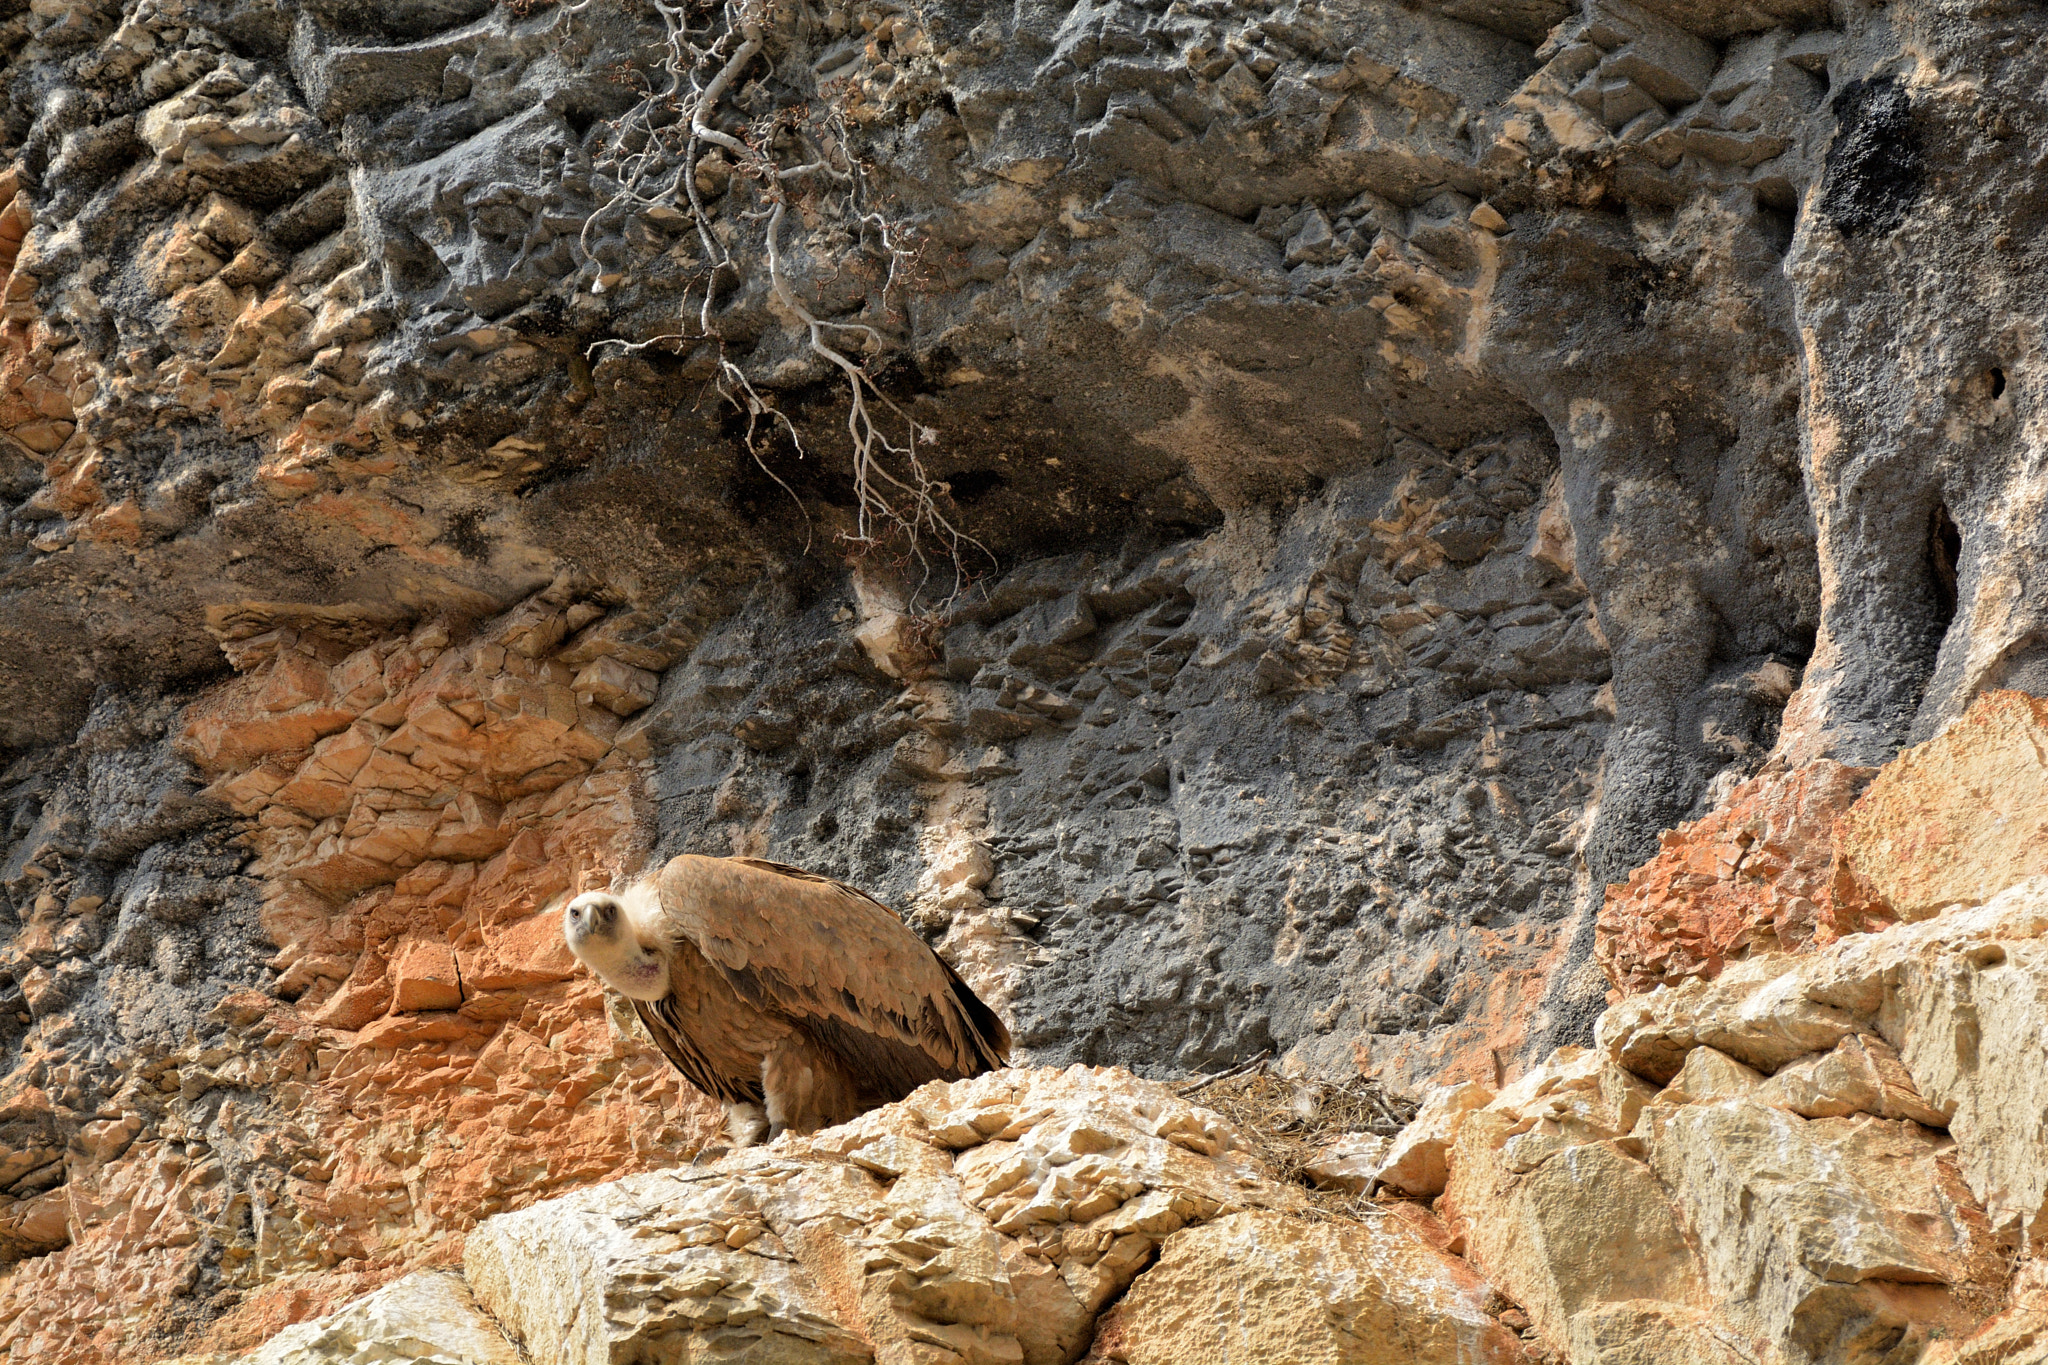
1179 1060 1423 1221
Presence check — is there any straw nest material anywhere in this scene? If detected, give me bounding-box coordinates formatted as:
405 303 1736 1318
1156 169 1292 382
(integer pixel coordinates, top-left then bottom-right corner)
1177 1054 1422 1219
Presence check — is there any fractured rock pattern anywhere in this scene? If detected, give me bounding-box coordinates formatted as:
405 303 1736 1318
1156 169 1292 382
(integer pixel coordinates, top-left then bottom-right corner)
0 0 2040 1356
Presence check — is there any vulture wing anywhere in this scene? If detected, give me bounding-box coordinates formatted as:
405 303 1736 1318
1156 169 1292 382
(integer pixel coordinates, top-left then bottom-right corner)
630 996 764 1107
652 855 1010 1096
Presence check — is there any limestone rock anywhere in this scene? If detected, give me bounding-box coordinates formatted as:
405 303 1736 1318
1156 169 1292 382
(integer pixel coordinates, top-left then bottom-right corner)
466 1066 1302 1365
1300 1134 1390 1195
1595 952 1867 1083
1423 875 2048 1362
1597 760 1872 993
1929 1276 2048 1365
229 1271 524 1365
1860 893 2048 1248
1598 877 2048 1246
1448 1116 1707 1350
1753 1033 1947 1126
1371 1082 1492 1198
1432 1047 1700 1349
1831 691 2048 924
1659 1045 1764 1104
465 1172 870 1365
6 0 2048 1351
1599 692 2048 1000
1083 1210 1521 1365
1445 1065 2011 1364
1563 1302 1747 1365
1648 1101 2001 1360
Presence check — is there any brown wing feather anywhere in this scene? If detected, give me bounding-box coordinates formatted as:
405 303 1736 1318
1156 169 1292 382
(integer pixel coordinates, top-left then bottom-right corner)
653 855 1010 1089
733 857 1011 1063
632 997 763 1106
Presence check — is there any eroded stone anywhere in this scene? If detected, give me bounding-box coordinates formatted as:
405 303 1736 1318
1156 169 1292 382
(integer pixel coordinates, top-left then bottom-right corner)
1085 1210 1521 1365
229 1271 524 1365
467 1066 1301 1365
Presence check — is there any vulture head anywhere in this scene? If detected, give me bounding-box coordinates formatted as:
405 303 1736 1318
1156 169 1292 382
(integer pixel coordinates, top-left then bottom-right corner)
563 889 671 1001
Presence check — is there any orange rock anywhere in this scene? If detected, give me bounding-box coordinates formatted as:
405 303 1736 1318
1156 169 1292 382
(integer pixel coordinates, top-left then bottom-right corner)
256 447 325 496
1600 690 2048 998
142 220 226 294
351 1011 483 1050
10 417 70 452
346 807 441 867
327 647 392 711
0 1081 55 1124
391 938 463 1012
571 655 660 715
1360 937 1557 1092
274 725 378 817
311 951 393 1029
82 497 142 544
0 587 725 1365
498 602 568 658
179 670 359 772
301 490 456 567
261 886 358 962
257 652 331 712
463 909 579 991
1596 760 1873 994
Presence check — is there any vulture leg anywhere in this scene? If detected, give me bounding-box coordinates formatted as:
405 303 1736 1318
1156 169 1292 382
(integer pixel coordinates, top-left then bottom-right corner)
725 1102 769 1149
762 1034 864 1136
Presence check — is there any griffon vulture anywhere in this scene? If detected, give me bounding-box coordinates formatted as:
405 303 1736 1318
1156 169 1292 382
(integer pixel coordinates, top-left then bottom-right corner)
563 854 1010 1145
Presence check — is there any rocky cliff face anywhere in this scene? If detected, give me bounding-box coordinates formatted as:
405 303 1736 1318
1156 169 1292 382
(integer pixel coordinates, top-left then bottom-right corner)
0 0 2040 1357
162 698 2048 1365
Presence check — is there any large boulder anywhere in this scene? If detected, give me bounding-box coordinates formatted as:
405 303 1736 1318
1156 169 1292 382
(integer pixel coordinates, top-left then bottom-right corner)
1434 875 2048 1363
1082 1210 1521 1365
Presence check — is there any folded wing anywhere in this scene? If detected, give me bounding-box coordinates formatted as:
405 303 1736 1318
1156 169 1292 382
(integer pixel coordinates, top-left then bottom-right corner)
652 854 1010 1096
632 995 762 1106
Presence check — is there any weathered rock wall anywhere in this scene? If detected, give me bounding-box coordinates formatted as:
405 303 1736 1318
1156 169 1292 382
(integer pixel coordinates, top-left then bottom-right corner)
168 817 2048 1365
0 0 2041 1355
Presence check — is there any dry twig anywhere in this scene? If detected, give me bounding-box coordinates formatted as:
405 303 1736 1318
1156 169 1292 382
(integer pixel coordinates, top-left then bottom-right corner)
1183 1061 1422 1220
572 0 991 608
